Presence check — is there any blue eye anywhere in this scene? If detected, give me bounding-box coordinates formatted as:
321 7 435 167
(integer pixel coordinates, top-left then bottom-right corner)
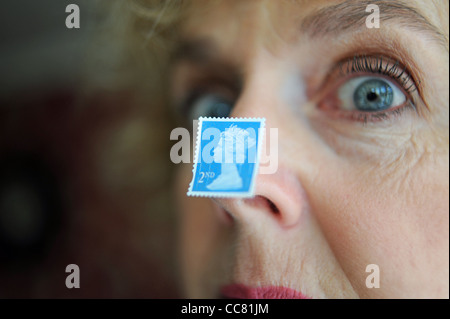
188 94 233 120
338 76 406 112
354 79 393 111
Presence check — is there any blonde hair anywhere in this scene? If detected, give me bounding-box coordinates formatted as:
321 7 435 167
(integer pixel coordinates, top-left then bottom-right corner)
83 1 182 95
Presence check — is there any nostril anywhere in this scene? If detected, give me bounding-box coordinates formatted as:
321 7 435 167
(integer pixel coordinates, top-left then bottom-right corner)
266 198 280 215
244 195 280 216
218 168 305 228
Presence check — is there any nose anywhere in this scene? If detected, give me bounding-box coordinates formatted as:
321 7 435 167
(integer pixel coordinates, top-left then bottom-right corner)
211 53 309 228
213 167 307 229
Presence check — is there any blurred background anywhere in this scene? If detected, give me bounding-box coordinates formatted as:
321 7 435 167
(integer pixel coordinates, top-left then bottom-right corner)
0 0 179 298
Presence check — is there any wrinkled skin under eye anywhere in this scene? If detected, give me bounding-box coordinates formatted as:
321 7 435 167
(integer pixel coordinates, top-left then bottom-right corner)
338 76 406 112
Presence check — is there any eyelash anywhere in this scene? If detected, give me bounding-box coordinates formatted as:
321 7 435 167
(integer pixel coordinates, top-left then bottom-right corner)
339 55 418 94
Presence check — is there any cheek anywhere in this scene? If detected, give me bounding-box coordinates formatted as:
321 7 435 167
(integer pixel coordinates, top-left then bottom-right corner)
290 143 449 297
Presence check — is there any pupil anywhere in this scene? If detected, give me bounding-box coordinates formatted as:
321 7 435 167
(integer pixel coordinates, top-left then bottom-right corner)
367 92 378 102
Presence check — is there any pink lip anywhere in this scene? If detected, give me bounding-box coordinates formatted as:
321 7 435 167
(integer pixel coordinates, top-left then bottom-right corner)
221 284 311 299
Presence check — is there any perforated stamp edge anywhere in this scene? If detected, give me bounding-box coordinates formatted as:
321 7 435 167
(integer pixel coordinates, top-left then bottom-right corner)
187 117 266 198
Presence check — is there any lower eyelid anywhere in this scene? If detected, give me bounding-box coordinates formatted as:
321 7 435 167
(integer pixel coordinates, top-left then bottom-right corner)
317 89 415 124
313 105 411 124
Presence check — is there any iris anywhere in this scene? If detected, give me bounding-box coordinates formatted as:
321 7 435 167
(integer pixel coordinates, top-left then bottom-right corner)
353 79 394 111
189 94 233 120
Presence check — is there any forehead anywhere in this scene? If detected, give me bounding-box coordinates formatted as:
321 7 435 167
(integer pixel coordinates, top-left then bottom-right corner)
179 0 448 47
180 0 306 51
178 1 308 68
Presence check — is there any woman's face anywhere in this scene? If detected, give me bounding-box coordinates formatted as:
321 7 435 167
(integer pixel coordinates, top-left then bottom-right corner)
171 0 449 298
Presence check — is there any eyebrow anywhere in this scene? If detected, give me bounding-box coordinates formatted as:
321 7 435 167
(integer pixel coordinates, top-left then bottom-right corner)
173 0 449 63
301 0 448 48
171 38 216 63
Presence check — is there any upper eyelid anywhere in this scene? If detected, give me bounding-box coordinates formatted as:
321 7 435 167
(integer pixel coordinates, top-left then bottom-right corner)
173 60 243 92
332 42 426 95
311 54 419 102
338 55 417 91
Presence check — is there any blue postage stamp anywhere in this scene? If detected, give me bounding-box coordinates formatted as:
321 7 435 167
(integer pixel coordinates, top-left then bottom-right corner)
187 117 265 198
